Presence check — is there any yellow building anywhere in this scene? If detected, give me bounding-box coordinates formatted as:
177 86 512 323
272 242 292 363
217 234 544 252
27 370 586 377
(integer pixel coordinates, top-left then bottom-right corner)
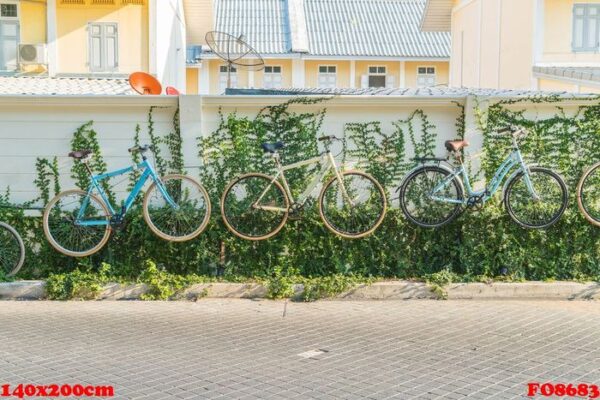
422 0 600 92
184 0 451 94
0 0 189 93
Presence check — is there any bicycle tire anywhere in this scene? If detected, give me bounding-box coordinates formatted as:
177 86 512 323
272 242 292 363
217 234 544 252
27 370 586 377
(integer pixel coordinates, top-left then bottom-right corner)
221 173 289 241
143 174 211 242
318 170 387 238
0 221 25 277
577 161 600 227
504 167 568 229
43 189 112 257
399 165 464 228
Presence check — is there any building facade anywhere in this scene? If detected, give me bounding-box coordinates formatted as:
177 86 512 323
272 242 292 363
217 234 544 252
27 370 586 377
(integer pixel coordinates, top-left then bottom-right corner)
0 0 185 90
422 0 600 92
185 0 451 94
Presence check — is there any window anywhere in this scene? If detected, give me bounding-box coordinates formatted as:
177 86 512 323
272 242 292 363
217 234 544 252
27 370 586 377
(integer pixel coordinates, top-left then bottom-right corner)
368 66 386 88
89 23 118 72
264 65 282 88
573 4 600 51
318 65 337 88
0 3 17 18
219 65 237 91
417 67 436 87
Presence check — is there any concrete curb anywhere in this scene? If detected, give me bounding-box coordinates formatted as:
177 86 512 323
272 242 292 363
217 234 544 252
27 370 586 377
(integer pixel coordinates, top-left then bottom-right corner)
0 280 598 301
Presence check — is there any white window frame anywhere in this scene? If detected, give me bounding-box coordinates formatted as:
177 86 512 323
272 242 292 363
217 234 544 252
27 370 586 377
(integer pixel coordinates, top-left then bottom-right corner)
416 66 437 88
573 4 600 52
367 65 387 88
88 22 119 73
219 64 237 91
264 65 283 89
318 65 337 88
0 1 19 21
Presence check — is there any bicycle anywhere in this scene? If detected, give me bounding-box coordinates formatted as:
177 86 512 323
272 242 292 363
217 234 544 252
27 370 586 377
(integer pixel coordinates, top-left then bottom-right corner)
221 136 387 241
0 221 25 277
577 161 600 227
43 145 211 257
399 126 568 229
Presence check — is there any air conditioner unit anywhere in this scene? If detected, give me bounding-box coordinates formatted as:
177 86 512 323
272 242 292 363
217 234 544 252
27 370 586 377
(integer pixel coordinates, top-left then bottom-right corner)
18 44 47 65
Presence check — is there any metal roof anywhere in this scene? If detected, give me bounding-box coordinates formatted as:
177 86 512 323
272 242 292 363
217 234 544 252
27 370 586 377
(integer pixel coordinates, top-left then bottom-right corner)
207 0 450 58
0 76 134 96
533 66 600 85
225 86 597 98
214 0 292 55
304 0 450 58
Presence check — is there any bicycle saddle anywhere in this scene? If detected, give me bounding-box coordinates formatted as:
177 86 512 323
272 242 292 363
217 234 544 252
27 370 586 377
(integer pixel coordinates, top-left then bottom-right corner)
68 149 92 159
445 140 469 152
261 142 284 153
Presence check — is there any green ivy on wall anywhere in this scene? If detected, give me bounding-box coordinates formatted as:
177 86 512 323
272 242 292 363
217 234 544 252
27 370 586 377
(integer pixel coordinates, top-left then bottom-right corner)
1 96 599 283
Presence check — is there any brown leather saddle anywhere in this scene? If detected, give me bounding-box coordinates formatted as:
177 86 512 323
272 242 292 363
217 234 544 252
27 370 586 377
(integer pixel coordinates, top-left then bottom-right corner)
68 149 92 159
444 140 469 152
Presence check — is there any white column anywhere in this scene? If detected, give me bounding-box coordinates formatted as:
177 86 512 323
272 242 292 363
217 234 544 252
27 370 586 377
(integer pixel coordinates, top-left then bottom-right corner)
178 95 203 173
349 60 356 88
149 0 157 75
399 61 406 88
46 0 58 77
532 0 545 89
292 58 305 88
199 62 210 94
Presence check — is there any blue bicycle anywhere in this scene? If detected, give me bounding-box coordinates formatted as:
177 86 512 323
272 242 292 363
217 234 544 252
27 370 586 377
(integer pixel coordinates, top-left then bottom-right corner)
399 126 568 229
43 145 211 257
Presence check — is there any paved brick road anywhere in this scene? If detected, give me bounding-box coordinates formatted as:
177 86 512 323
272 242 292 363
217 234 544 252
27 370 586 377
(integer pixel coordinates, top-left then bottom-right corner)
0 300 599 399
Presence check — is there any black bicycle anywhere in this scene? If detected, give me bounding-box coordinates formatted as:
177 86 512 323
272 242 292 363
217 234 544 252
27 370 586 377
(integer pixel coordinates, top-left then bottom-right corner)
0 221 25 277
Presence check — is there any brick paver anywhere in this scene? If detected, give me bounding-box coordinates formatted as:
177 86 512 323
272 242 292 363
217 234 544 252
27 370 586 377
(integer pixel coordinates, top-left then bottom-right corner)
0 300 599 399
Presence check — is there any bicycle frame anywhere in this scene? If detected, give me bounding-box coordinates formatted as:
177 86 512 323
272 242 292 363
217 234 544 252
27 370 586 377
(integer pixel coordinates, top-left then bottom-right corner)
430 145 538 205
76 158 176 226
253 151 348 213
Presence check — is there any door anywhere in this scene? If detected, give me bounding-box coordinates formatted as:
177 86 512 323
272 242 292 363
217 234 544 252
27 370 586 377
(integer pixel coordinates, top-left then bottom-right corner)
0 20 18 71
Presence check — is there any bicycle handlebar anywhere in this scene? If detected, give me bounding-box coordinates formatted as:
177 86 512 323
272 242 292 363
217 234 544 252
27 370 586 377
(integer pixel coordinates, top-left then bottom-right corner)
490 126 527 140
318 135 340 142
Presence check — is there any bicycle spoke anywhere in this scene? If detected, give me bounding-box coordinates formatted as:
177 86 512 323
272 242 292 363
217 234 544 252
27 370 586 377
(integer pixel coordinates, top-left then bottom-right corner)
506 168 567 228
222 174 288 240
144 175 210 241
44 191 111 257
320 172 386 237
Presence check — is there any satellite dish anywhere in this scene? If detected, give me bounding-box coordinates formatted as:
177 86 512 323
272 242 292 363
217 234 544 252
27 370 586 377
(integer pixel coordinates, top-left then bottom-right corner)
129 72 162 95
205 31 264 90
165 86 180 96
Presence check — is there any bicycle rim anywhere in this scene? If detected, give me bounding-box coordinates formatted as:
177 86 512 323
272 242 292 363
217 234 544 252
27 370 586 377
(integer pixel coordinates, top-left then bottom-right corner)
143 174 211 241
400 166 463 228
505 167 568 229
221 173 289 240
578 163 600 227
0 222 25 277
43 190 111 257
319 171 387 238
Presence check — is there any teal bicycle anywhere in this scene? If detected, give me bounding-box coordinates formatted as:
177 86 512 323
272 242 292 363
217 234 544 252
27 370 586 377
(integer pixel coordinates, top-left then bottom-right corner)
43 145 211 257
399 126 568 229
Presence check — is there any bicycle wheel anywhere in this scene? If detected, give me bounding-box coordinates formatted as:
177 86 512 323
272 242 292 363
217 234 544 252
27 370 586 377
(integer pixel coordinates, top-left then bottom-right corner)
221 173 289 241
43 190 111 257
319 171 387 238
143 174 211 242
0 222 25 277
577 162 600 227
399 166 464 228
505 167 568 229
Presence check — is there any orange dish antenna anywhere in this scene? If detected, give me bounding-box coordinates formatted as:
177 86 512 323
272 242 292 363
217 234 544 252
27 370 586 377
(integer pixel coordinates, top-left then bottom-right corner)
129 72 162 95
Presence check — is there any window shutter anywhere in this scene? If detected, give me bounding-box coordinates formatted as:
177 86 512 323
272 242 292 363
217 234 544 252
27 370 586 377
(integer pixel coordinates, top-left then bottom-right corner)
385 75 395 88
360 75 368 88
105 24 118 70
89 24 103 71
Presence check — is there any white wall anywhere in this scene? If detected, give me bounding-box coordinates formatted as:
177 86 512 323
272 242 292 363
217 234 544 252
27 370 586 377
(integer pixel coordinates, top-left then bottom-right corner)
151 0 187 92
0 96 178 205
0 94 588 206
